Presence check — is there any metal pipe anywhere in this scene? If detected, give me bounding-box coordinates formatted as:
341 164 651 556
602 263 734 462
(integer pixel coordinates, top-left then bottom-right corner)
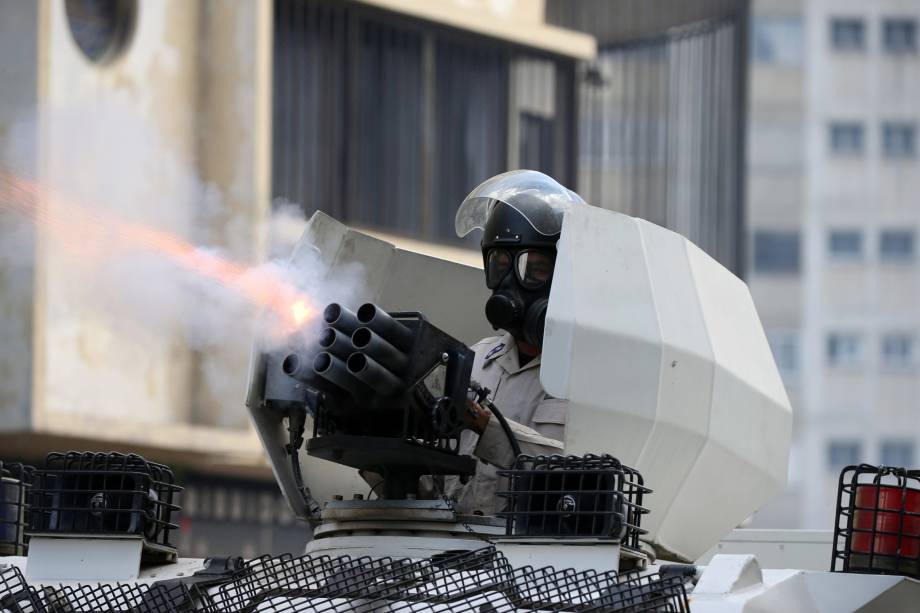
313 352 369 397
355 303 414 351
281 352 315 383
319 327 353 361
323 303 361 335
346 352 402 397
351 327 408 374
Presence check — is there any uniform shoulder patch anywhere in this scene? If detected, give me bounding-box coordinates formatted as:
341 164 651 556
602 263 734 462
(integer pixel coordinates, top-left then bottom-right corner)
484 343 505 360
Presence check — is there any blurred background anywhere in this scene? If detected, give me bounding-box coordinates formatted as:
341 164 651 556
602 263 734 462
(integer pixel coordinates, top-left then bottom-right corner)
0 0 915 558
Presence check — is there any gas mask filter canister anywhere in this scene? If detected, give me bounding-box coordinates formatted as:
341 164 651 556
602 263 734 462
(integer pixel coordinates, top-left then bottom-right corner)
483 248 554 347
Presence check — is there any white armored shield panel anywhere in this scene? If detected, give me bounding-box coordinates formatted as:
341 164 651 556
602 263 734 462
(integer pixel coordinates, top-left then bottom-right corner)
541 204 792 562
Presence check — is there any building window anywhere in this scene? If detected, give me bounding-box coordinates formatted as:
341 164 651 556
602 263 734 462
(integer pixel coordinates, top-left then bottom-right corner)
883 18 918 53
828 440 862 470
752 15 804 66
881 333 914 368
881 440 915 467
827 333 862 367
831 18 866 51
258 492 274 524
880 229 915 261
65 0 136 64
883 122 917 158
767 331 799 375
272 2 568 243
753 231 800 274
830 122 864 155
182 486 197 518
829 230 863 259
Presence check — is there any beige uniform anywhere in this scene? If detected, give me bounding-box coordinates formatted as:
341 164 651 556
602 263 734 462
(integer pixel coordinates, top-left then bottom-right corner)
444 331 568 516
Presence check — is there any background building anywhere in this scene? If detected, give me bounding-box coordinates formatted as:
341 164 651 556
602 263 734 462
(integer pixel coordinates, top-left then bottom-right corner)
747 0 920 528
0 0 750 556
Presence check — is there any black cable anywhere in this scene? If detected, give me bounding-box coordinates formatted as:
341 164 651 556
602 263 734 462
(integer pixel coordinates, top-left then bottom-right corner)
286 408 321 525
483 399 522 461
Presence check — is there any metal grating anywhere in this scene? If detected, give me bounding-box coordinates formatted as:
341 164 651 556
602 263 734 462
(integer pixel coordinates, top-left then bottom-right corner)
197 547 688 612
497 454 650 552
831 463 920 580
39 581 193 613
0 565 194 613
0 462 34 556
29 452 181 551
202 547 511 611
0 565 43 613
1 546 688 612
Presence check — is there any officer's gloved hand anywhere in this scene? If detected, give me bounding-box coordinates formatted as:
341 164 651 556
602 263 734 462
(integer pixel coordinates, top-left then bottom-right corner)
462 398 492 435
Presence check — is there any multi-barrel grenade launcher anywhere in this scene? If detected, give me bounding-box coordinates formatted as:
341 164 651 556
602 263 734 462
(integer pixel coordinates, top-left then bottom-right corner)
259 302 480 500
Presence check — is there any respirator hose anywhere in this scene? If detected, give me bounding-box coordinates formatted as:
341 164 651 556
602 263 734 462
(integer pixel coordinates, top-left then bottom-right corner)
484 399 522 460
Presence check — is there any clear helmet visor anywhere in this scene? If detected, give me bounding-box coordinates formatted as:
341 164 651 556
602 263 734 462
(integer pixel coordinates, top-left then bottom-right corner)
454 170 586 238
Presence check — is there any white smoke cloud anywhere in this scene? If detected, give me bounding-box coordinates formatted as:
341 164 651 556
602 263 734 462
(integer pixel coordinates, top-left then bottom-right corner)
0 99 364 423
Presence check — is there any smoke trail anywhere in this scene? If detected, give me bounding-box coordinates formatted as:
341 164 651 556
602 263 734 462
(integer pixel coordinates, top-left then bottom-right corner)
0 102 364 425
0 172 318 337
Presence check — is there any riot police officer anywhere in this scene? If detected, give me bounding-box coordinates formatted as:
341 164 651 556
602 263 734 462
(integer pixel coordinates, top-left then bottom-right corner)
445 170 586 515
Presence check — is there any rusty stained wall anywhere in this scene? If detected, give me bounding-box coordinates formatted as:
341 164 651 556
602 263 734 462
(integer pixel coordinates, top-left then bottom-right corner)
22 0 272 462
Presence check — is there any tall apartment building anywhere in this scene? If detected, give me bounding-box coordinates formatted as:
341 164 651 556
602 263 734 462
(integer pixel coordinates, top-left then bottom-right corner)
748 0 920 528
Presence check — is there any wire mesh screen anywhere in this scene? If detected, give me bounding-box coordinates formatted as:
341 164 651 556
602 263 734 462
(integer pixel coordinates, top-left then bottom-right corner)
29 452 181 551
831 464 920 580
497 454 650 552
0 565 43 613
0 547 689 612
200 547 687 612
0 462 33 556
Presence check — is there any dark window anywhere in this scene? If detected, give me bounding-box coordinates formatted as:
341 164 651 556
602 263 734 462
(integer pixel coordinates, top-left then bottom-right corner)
829 230 862 258
883 122 917 158
830 122 864 155
767 331 799 374
753 231 800 273
272 1 572 244
880 230 915 261
881 440 915 467
881 333 914 367
352 20 425 235
831 18 866 51
431 38 509 242
752 16 804 66
828 441 862 469
272 0 348 222
519 113 555 173
827 333 861 366
884 18 917 53
65 0 136 63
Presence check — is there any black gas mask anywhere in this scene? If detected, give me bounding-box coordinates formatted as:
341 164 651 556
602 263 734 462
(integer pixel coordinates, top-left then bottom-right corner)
481 201 558 347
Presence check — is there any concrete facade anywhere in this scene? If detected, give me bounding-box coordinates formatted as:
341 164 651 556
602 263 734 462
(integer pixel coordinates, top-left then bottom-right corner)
748 0 920 528
0 1 275 475
0 0 594 475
